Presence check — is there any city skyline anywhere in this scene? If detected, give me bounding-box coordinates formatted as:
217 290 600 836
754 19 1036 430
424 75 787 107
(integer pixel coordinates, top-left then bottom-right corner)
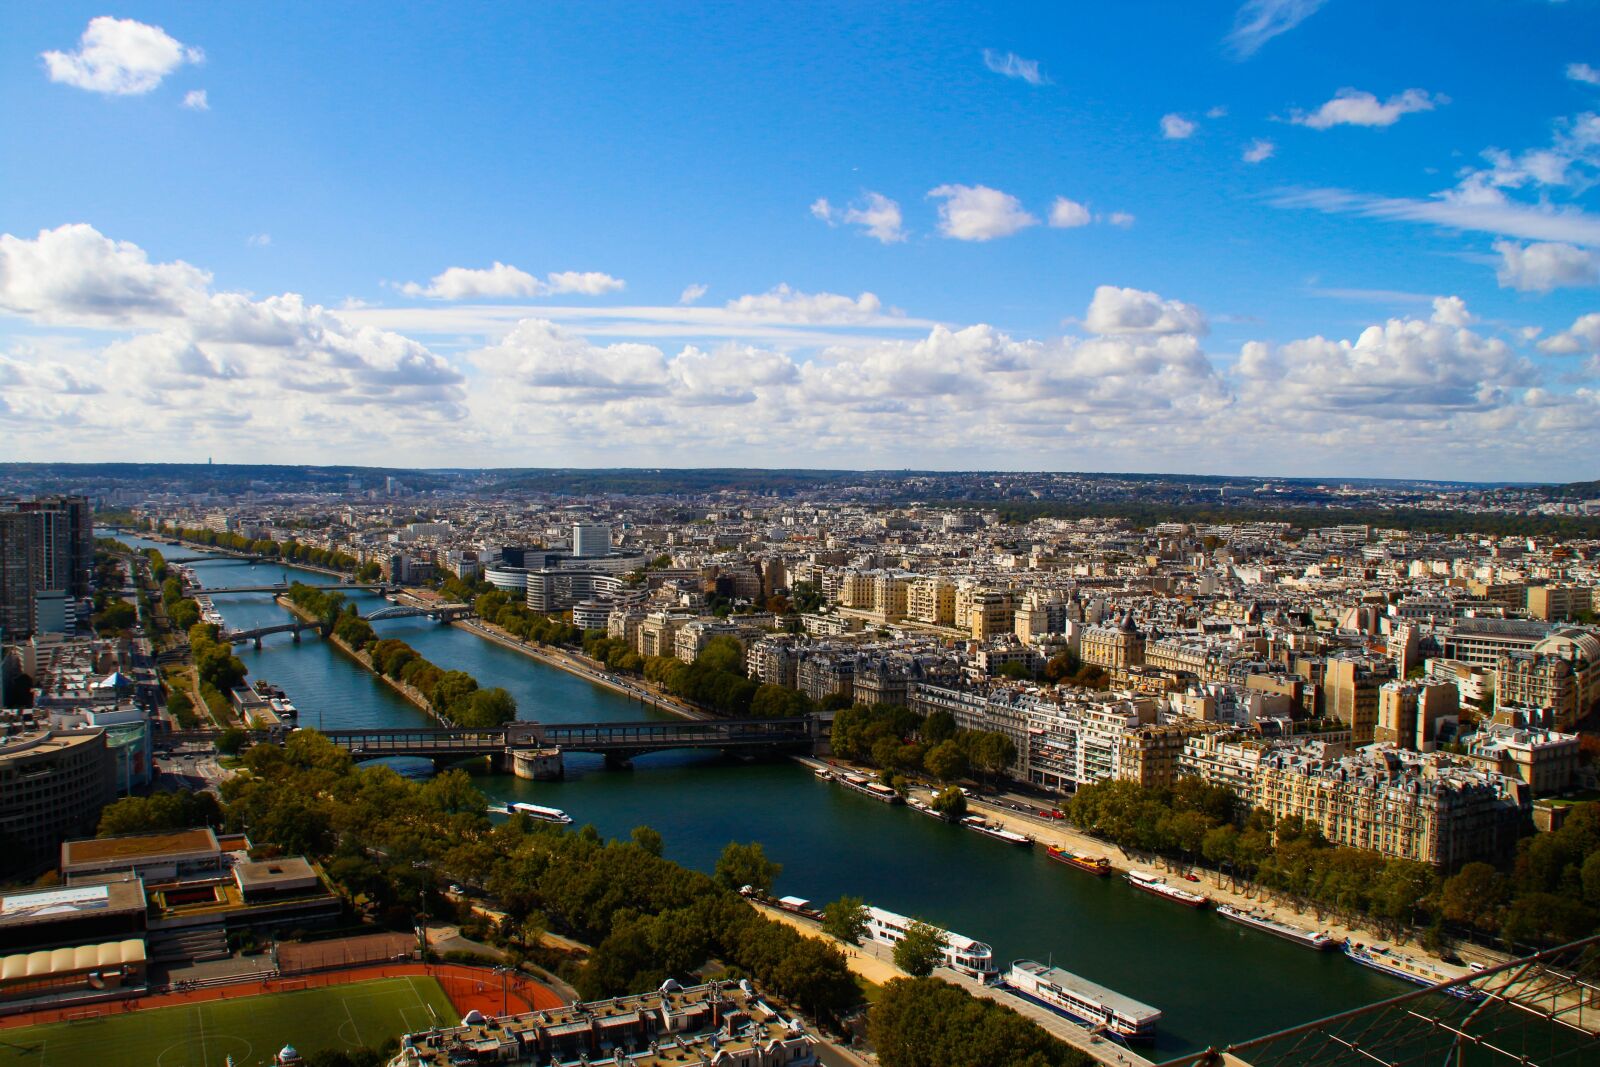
3 3 1600 479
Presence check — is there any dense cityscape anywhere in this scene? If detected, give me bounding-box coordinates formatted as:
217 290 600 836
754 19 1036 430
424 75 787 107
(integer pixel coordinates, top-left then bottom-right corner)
1 463 1599 1065
7 2 1600 1065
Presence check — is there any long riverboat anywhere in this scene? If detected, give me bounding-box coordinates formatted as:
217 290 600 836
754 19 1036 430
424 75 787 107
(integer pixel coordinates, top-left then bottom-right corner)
1345 943 1483 999
907 798 951 821
1126 869 1210 908
489 802 574 825
1216 904 1339 950
862 906 998 982
961 815 1033 846
1045 845 1111 876
1003 959 1161 1042
835 773 903 805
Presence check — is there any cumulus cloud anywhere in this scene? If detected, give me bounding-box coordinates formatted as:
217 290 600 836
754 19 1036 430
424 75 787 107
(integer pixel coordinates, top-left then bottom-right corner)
1243 138 1276 163
1161 113 1197 139
1107 212 1136 228
1495 240 1600 292
810 192 906 242
400 262 625 299
182 89 208 110
1235 298 1534 419
246 233 271 247
1085 286 1208 336
1291 88 1444 129
982 50 1047 86
43 16 203 95
0 224 467 452
928 184 1039 241
1568 63 1600 87
679 283 708 305
1226 0 1327 59
724 284 890 323
1049 198 1092 228
1538 313 1600 355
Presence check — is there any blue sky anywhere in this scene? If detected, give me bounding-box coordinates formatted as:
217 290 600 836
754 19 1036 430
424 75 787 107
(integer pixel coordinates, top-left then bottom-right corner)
2 2 1599 480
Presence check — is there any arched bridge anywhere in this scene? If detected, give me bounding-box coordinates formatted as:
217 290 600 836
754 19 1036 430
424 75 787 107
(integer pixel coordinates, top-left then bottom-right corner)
319 716 819 766
225 620 323 647
365 603 473 622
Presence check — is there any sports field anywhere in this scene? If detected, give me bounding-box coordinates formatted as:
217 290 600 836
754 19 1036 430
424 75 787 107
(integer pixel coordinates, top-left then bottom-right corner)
0 976 457 1067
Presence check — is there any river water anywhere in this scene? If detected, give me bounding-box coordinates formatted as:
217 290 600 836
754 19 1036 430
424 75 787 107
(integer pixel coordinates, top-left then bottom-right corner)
121 533 1410 1056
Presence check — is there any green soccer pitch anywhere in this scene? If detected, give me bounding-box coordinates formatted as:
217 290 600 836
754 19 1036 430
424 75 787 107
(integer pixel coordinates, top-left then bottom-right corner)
0 976 459 1067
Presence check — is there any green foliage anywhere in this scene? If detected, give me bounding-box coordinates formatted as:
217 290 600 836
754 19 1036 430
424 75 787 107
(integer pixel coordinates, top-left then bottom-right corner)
285 582 348 628
98 791 222 837
924 740 969 783
714 841 782 894
749 683 814 719
167 597 201 631
358 637 512 725
163 525 360 571
821 894 868 945
891 920 948 978
216 726 248 755
189 622 248 693
641 653 758 718
932 786 967 819
92 598 137 634
869 977 1090 1067
630 825 664 857
165 687 197 729
455 686 517 728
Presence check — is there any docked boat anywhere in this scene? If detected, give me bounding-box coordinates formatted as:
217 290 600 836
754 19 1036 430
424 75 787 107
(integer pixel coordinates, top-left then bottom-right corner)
1004 959 1161 1042
1045 846 1112 877
1216 904 1338 950
836 773 903 805
907 798 951 821
861 906 998 982
1126 869 1210 908
812 768 832 781
492 802 574 825
1345 943 1483 1000
961 815 1034 846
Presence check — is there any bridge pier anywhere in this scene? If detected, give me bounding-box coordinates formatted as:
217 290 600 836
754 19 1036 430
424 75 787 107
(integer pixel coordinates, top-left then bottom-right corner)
498 747 564 781
603 753 634 771
253 636 262 650
292 630 301 643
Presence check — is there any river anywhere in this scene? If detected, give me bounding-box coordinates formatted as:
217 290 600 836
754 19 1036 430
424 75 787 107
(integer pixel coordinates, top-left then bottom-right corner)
118 532 1411 1056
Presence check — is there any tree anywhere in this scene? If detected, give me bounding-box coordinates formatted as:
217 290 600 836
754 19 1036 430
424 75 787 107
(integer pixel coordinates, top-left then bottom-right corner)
923 740 969 783
430 670 479 716
1439 862 1509 933
869 977 1086 1067
631 825 664 857
216 726 248 755
456 686 517 727
821 894 869 945
932 786 967 820
715 840 782 894
891 920 948 978
921 710 956 745
696 635 745 676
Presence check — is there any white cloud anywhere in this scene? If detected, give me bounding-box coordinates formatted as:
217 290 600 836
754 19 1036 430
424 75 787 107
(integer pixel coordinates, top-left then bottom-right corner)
182 89 208 111
545 271 628 296
1538 313 1600 355
400 262 624 299
0 224 467 456
1431 295 1473 327
246 233 271 247
811 192 907 243
1084 286 1208 336
928 184 1039 241
1049 198 1092 228
1107 212 1136 228
1207 106 1229 119
679 283 708 305
1290 88 1444 130
1161 114 1197 140
724 284 890 324
982 50 1046 86
1568 63 1600 87
1243 138 1276 163
1271 188 1600 247
0 223 212 325
42 16 203 95
1235 300 1536 419
1226 0 1327 59
844 192 907 243
1494 240 1600 292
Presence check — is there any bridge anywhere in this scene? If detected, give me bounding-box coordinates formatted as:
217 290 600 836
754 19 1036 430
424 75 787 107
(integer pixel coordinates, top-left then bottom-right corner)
190 583 392 595
364 602 473 622
167 553 266 565
225 620 323 647
315 716 819 774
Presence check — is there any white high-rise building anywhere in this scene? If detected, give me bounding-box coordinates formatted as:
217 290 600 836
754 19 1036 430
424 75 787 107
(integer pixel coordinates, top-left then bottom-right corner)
572 522 612 558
